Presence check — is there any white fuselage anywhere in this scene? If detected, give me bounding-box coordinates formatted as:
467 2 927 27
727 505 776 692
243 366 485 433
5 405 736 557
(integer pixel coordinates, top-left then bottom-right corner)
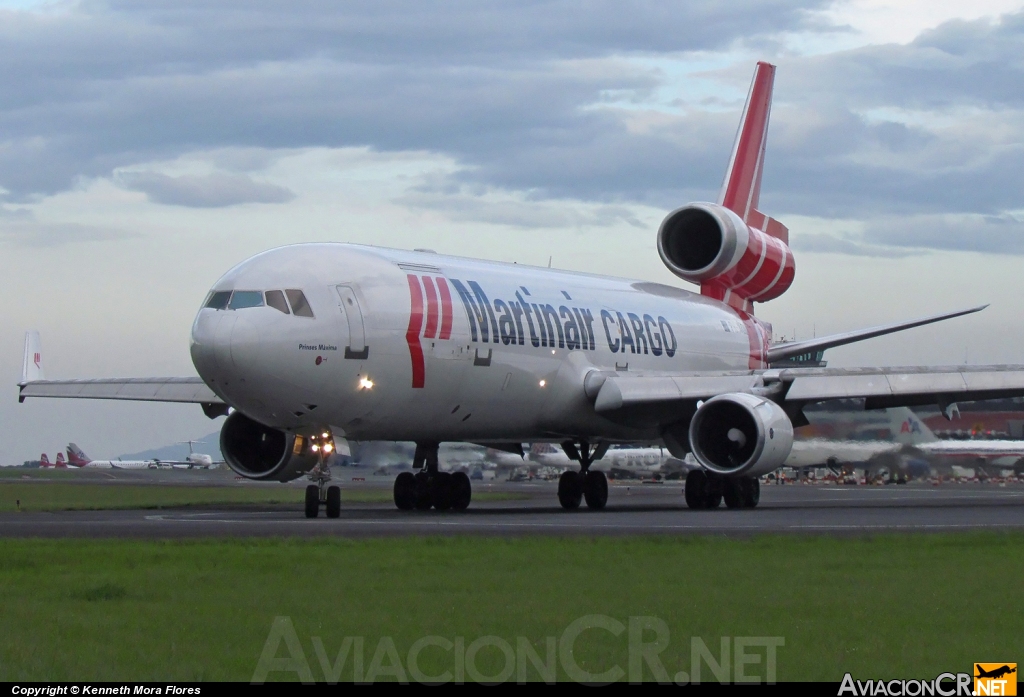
190 244 761 444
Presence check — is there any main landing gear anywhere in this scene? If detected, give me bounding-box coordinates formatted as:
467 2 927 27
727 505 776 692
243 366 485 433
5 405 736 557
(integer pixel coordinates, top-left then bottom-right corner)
305 433 341 519
557 440 609 510
684 470 760 509
393 442 472 512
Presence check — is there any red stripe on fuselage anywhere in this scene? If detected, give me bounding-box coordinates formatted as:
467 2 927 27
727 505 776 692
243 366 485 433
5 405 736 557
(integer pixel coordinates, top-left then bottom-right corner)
437 277 453 340
422 276 439 339
405 274 426 388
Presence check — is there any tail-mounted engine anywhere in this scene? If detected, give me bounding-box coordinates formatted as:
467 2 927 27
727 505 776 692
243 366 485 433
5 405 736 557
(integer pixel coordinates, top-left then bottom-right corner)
220 411 329 482
657 202 795 310
688 392 794 477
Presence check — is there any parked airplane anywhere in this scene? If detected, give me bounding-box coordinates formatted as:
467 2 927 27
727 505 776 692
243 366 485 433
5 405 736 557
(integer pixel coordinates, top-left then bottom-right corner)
787 407 1024 478
66 443 156 470
528 443 692 479
19 63 1024 517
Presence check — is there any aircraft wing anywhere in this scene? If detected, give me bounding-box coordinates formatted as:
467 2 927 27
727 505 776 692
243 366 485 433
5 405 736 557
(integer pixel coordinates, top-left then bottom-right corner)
590 365 1024 423
18 377 223 405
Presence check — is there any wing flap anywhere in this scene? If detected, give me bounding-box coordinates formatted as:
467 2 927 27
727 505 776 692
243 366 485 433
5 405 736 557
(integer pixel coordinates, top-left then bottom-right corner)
19 378 223 404
594 374 761 412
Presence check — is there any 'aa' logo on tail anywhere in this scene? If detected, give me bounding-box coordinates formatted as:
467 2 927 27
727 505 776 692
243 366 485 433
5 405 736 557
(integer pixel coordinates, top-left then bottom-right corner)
405 274 453 388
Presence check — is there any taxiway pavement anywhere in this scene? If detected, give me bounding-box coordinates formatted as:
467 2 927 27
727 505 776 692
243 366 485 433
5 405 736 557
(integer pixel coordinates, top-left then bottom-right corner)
2 481 1024 538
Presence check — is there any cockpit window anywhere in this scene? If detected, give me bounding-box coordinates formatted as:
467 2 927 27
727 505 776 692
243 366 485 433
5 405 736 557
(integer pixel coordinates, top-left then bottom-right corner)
265 290 290 314
228 291 265 310
286 289 314 318
204 291 231 310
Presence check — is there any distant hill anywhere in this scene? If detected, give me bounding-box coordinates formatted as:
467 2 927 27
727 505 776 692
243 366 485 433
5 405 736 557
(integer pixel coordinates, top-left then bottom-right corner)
119 432 222 461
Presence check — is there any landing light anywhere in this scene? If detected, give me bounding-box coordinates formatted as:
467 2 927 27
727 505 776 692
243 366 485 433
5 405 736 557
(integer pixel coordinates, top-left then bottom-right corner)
359 377 374 390
321 432 329 439
539 380 546 387
311 444 320 452
324 443 334 453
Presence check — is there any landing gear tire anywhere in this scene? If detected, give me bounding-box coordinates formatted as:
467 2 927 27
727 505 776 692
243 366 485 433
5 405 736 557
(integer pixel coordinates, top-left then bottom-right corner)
394 472 416 510
684 470 707 509
583 470 608 510
739 477 760 508
432 472 453 511
723 478 743 509
325 485 341 518
684 470 723 509
304 485 319 518
414 472 433 510
558 470 583 510
451 472 472 511
724 477 760 508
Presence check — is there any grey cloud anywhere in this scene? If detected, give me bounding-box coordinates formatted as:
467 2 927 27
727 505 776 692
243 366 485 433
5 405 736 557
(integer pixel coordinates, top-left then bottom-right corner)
0 1 828 200
115 171 295 207
791 213 1024 258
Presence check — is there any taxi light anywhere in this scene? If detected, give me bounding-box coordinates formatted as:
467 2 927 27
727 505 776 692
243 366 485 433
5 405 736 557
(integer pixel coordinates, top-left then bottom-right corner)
539 380 546 387
359 377 374 390
311 444 320 452
322 432 329 439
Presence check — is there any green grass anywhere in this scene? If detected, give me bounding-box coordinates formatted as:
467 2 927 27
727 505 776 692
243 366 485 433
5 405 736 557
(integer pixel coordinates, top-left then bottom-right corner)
0 483 526 511
0 534 1019 682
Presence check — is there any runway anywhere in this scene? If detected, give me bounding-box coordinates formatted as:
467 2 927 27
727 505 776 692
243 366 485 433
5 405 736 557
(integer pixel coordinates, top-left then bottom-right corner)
3 481 1024 538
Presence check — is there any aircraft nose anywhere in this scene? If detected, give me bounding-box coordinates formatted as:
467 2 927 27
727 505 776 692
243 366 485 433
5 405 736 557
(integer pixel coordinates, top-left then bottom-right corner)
190 309 219 380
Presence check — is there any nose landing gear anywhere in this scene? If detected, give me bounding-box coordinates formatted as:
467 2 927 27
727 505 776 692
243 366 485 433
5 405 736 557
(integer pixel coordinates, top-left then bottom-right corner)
557 440 609 510
393 442 472 512
304 432 341 519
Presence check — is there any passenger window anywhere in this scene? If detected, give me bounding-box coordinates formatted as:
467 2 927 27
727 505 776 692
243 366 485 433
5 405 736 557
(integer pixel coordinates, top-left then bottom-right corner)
228 291 265 310
204 291 231 310
286 289 314 318
265 290 290 314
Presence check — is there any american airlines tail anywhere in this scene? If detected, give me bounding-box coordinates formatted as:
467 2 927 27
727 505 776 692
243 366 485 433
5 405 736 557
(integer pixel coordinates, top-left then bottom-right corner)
887 408 940 446
66 443 91 467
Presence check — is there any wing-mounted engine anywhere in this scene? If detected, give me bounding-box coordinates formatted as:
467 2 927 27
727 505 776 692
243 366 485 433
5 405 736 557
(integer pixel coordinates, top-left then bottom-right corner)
220 411 321 482
657 203 794 310
688 392 793 477
657 61 794 313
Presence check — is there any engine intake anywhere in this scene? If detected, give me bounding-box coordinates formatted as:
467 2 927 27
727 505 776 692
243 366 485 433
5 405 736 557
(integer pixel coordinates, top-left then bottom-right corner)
657 202 795 304
688 393 793 477
220 411 320 482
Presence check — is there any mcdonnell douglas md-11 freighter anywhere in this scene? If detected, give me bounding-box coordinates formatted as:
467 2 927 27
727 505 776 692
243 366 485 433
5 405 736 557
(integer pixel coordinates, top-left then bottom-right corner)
19 63 1024 517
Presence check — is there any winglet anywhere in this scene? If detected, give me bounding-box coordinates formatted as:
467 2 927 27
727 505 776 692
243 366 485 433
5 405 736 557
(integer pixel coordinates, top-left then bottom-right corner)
21 331 44 385
719 61 776 221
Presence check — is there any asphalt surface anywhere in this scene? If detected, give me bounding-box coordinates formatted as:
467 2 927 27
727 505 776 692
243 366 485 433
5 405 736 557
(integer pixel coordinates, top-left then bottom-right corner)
3 478 1024 538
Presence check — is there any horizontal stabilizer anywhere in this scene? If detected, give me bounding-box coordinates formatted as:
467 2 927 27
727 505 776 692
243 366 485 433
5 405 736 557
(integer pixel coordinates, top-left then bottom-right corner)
19 377 223 404
767 305 988 365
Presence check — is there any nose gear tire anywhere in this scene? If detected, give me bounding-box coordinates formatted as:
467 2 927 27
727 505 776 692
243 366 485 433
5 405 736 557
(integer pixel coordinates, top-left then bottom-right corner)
325 485 341 518
304 485 319 518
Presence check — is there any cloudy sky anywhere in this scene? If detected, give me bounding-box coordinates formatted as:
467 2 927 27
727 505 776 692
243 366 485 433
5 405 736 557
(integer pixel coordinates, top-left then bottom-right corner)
3 0 1024 463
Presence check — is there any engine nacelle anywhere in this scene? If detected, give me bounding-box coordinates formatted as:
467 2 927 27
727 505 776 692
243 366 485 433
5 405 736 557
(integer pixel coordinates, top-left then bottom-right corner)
688 392 794 477
657 202 795 304
220 411 321 482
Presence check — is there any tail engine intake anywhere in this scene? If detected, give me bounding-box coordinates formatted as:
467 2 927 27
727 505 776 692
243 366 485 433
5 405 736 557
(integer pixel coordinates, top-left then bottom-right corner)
657 202 794 309
688 392 793 477
220 411 322 482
